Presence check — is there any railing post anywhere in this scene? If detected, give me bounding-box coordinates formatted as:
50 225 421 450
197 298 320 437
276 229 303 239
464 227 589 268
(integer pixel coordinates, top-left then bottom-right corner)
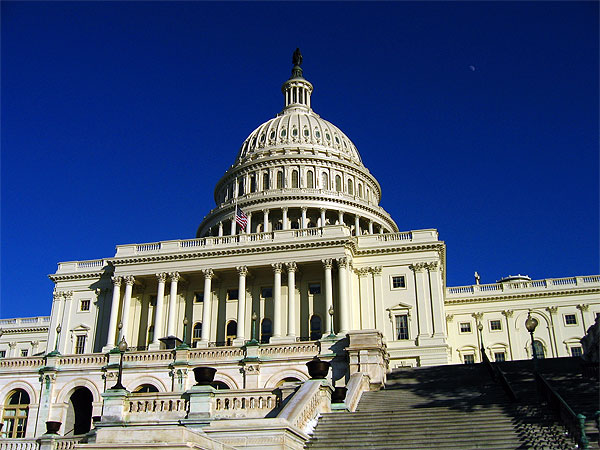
577 413 589 449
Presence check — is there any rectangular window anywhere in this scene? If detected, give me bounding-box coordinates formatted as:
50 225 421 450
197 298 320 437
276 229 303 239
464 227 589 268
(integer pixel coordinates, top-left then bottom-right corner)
494 352 506 362
459 322 472 333
261 287 273 298
570 347 583 357
391 275 406 289
227 289 239 300
463 354 475 365
194 292 204 303
395 315 409 340
0 350 5 358
80 299 91 311
308 283 321 295
149 295 157 307
20 349 28 357
564 314 577 325
489 320 502 331
75 335 86 354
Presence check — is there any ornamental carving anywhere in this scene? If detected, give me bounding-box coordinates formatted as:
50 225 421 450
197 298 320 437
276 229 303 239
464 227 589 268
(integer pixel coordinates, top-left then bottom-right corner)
336 257 350 269
53 291 62 301
409 263 427 273
502 309 514 318
169 272 180 283
321 259 333 270
577 304 589 312
237 266 249 276
472 312 484 321
446 314 454 322
202 268 215 280
156 273 168 283
426 261 440 271
111 276 122 287
370 266 383 276
243 364 260 374
272 263 283 273
545 306 557 315
285 262 298 273
356 268 370 278
123 275 135 286
63 291 73 300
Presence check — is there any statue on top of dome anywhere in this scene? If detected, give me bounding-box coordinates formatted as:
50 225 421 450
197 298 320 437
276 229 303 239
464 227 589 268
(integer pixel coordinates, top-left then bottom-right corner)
292 48 303 67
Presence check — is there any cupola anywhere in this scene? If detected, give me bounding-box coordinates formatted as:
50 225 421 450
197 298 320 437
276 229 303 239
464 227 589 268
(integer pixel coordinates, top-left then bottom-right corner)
281 48 313 111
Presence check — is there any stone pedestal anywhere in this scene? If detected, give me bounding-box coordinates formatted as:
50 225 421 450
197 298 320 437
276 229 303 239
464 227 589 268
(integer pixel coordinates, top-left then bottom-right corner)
100 389 128 423
346 330 388 388
186 385 216 420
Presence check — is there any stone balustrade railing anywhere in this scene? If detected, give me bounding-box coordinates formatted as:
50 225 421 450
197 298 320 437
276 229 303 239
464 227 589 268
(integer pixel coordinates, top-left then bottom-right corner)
356 228 438 247
212 389 280 419
187 347 245 361
0 316 51 328
0 357 45 369
56 259 110 274
125 392 189 422
258 342 319 358
277 379 332 434
57 354 108 366
446 275 600 298
0 439 39 450
53 438 81 450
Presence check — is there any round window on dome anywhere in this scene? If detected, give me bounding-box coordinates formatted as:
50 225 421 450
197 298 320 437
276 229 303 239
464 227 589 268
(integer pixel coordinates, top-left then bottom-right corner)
292 128 298 136
315 130 321 138
335 136 340 144
281 129 286 137
326 133 331 141
260 134 265 143
304 129 309 137
270 131 276 139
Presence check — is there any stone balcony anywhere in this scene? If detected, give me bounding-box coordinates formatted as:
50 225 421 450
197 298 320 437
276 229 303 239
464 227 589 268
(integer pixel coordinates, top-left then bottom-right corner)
446 275 600 300
0 316 51 329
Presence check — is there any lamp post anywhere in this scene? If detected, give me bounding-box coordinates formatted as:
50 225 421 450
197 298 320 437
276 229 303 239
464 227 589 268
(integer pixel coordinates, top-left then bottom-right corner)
525 310 539 370
327 305 336 338
477 322 485 362
110 336 128 390
248 312 259 346
177 317 190 349
47 325 62 357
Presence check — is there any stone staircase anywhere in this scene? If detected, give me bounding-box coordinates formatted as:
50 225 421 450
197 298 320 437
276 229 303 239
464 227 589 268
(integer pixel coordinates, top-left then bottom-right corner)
305 363 575 450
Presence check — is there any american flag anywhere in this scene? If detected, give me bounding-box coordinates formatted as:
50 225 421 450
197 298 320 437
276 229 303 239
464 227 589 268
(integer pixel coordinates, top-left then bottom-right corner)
235 206 248 229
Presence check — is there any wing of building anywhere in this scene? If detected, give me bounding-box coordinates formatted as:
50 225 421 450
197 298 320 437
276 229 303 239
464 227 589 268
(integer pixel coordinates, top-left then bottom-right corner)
0 50 598 449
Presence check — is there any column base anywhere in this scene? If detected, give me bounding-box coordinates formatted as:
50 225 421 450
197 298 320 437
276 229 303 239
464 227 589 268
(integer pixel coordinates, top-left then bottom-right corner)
101 345 115 353
194 340 209 348
147 342 162 351
233 337 247 346
268 336 296 344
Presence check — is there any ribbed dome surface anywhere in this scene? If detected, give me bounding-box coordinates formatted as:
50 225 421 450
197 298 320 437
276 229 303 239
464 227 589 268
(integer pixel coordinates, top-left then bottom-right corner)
235 109 363 167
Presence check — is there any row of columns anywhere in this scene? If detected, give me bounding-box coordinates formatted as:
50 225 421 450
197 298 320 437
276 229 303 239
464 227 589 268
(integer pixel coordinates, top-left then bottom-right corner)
105 258 352 349
212 207 386 237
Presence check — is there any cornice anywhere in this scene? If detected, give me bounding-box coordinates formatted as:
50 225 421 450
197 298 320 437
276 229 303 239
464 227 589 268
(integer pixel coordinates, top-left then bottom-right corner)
48 271 106 282
444 287 600 305
1 327 49 334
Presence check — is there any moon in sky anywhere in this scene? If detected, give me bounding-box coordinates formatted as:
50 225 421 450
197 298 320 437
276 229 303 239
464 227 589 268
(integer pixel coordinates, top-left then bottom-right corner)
469 65 476 71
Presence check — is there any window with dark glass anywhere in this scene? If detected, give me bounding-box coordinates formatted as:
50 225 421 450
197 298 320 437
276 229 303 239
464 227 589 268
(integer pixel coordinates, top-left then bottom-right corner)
310 315 322 340
291 170 299 188
308 283 321 295
391 276 406 289
460 322 472 333
564 314 577 325
307 171 314 188
80 299 90 311
533 340 545 359
489 320 502 331
193 323 202 341
75 335 86 354
494 352 506 362
194 292 204 303
3 390 29 438
335 175 342 192
227 289 239 300
225 321 237 346
570 347 583 357
261 287 273 298
395 315 409 340
20 349 28 357
261 318 272 344
263 172 270 190
463 354 475 365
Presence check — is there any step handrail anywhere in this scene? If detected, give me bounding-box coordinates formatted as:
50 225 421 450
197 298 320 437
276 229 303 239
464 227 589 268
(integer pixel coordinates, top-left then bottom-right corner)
534 372 589 449
481 346 517 402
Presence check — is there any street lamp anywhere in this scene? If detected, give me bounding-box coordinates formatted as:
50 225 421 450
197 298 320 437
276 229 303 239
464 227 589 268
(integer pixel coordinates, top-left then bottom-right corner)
525 310 539 369
47 324 62 357
327 305 336 338
177 317 190 349
477 322 485 362
110 336 128 390
248 312 259 346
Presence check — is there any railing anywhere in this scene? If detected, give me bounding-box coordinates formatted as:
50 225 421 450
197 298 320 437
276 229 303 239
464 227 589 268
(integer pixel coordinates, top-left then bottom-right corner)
126 392 188 421
77 259 105 269
447 275 600 297
0 316 50 327
57 259 108 273
188 347 244 360
123 350 173 363
57 354 108 366
278 380 332 434
212 389 280 419
535 372 589 449
0 357 44 369
136 243 161 252
0 439 39 450
259 342 319 358
481 350 517 402
54 438 82 450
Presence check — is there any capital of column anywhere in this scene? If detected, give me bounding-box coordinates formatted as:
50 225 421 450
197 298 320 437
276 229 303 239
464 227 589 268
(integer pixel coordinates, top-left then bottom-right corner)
53 290 62 301
321 259 333 270
285 262 297 273
336 257 350 269
202 268 215 280
320 208 326 213
409 263 427 273
272 263 283 273
8 342 16 349
370 266 383 276
501 309 514 318
63 291 73 300
577 304 589 312
123 275 135 286
282 207 288 213
446 314 454 323
111 275 122 287
301 207 307 212
356 267 370 278
472 312 484 321
237 266 249 277
263 208 270 214
426 261 440 271
156 273 168 283
169 272 180 283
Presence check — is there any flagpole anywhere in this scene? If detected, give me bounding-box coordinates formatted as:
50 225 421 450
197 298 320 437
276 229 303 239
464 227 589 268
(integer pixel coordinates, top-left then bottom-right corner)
234 187 238 234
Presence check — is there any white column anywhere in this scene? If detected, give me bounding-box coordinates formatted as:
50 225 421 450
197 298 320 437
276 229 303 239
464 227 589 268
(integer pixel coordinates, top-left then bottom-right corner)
371 267 385 330
230 217 236 235
301 207 307 229
119 276 135 341
286 262 297 338
320 208 326 227
272 263 283 338
427 262 447 340
263 209 269 232
166 272 180 337
368 220 373 234
379 225 384 234
150 273 167 348
218 222 223 237
338 211 344 226
282 207 288 230
104 276 122 350
354 215 360 236
410 263 433 341
337 257 350 334
246 212 252 234
322 259 333 335
235 266 248 343
60 291 74 353
200 269 214 343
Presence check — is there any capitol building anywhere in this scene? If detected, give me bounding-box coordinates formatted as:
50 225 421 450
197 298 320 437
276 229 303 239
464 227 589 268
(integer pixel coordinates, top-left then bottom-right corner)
0 51 598 450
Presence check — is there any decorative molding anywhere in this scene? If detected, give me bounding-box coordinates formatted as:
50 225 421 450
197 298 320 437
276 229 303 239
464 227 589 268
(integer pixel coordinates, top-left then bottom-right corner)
446 314 454 322
445 287 600 305
272 263 283 273
545 306 558 315
577 304 589 312
502 309 514 318
169 272 181 283
409 263 427 273
202 268 215 280
123 275 135 286
236 266 249 277
156 273 168 283
285 262 298 273
321 259 333 270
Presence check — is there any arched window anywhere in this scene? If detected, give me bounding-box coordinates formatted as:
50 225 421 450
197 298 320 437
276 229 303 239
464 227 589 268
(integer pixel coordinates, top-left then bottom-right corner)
276 377 301 387
291 170 299 188
276 171 283 189
306 170 314 188
263 172 270 190
134 384 159 393
358 183 363 198
321 172 329 190
3 390 29 438
533 340 546 359
335 175 342 192
66 387 93 435
211 381 230 390
226 321 237 346
193 323 202 342
347 179 354 195
310 315 322 340
261 318 273 344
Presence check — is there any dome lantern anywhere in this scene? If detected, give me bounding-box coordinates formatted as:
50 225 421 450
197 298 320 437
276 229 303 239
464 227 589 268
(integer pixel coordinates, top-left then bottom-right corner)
282 48 313 111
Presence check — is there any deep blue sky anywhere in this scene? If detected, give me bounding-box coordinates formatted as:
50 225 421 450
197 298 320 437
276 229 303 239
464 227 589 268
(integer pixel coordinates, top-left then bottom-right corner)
2 2 598 319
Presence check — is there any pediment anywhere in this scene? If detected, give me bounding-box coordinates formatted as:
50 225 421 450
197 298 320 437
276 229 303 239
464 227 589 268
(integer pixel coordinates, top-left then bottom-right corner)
387 302 412 312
